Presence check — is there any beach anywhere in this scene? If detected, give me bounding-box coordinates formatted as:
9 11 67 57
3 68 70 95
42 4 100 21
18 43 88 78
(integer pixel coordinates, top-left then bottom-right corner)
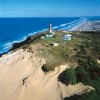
72 21 100 32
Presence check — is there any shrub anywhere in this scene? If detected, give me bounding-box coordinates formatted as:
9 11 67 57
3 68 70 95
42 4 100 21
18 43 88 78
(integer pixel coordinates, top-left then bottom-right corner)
58 68 76 85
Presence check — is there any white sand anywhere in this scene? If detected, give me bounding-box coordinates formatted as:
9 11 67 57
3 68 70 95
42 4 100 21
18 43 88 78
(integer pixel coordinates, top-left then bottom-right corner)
0 49 94 100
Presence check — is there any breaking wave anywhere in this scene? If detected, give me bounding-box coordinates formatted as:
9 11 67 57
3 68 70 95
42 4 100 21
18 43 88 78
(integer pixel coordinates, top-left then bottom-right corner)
0 17 87 55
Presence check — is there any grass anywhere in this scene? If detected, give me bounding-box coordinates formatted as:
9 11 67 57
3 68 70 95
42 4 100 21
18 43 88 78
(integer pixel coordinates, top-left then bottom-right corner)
27 31 100 99
58 32 100 100
11 31 100 99
34 32 79 71
30 31 82 71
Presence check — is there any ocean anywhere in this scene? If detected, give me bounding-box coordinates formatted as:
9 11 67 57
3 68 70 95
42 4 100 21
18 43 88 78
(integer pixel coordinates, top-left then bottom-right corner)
0 17 100 55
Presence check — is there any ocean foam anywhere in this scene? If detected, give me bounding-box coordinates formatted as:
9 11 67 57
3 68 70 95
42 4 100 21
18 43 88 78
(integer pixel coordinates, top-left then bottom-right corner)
59 17 87 31
52 26 59 29
70 17 87 31
0 17 86 55
58 17 84 30
60 24 67 27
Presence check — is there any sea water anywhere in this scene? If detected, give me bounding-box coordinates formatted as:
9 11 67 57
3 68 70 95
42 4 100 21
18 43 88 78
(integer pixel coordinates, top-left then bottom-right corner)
0 17 99 55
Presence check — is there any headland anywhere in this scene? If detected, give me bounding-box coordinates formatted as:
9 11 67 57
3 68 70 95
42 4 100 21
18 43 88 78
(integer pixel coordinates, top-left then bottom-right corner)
0 21 100 100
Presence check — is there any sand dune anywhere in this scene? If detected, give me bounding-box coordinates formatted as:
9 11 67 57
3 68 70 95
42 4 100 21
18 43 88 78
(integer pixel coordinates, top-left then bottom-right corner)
0 49 93 100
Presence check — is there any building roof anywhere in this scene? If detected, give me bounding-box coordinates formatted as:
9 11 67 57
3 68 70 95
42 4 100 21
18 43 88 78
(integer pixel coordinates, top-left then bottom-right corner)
64 34 72 37
63 34 72 40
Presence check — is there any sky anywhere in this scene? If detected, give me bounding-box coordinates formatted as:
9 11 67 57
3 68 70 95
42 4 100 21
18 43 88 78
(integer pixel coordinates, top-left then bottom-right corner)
0 0 100 17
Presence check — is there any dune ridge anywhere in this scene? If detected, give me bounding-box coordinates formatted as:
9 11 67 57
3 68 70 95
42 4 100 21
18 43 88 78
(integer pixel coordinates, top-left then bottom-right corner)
0 49 94 100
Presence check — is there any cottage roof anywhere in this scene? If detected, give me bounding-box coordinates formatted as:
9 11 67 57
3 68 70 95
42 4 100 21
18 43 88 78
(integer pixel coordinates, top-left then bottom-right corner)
64 34 72 37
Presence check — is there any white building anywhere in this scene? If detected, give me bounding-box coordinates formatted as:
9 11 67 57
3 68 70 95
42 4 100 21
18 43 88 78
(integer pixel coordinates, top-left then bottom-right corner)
50 42 59 46
63 34 72 40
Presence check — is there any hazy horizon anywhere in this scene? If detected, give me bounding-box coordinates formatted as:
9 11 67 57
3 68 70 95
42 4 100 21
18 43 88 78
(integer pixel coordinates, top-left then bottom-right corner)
0 0 100 17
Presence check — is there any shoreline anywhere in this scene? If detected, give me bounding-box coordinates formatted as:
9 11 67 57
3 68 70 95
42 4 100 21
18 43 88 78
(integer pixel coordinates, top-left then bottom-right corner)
72 21 100 32
0 29 99 100
70 18 87 31
0 20 100 57
0 30 99 57
0 31 47 57
0 17 84 56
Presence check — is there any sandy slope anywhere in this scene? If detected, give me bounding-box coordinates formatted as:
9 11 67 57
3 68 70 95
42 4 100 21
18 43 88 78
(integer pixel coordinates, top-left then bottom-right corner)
0 49 93 100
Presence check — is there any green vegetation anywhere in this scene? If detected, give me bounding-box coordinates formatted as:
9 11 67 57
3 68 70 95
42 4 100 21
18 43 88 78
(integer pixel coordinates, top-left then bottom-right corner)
58 32 100 100
12 31 100 99
64 90 100 100
33 31 81 71
58 67 76 85
23 32 100 99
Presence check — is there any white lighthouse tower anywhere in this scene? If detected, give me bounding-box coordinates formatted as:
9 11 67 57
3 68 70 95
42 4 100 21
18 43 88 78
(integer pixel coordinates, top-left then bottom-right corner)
46 23 55 37
49 23 52 33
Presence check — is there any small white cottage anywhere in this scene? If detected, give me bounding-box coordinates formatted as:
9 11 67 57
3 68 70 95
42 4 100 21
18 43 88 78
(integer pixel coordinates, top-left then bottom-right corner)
63 34 72 40
50 42 59 46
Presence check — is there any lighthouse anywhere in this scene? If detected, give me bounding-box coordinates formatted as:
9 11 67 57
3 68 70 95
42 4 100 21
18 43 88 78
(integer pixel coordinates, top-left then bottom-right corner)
46 23 55 37
49 23 52 33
